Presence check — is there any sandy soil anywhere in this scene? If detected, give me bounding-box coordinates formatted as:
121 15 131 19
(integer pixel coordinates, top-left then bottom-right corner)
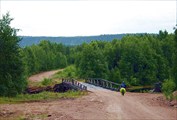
0 70 176 120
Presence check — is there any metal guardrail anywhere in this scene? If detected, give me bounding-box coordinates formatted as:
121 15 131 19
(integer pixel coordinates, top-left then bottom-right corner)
62 78 87 91
86 78 120 91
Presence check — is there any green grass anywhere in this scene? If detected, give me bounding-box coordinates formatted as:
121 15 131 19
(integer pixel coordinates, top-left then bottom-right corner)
28 78 62 88
53 65 78 79
17 114 48 120
41 78 52 86
52 65 86 82
0 91 87 104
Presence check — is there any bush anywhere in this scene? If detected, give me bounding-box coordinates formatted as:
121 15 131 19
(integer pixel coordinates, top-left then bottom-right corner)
162 79 176 100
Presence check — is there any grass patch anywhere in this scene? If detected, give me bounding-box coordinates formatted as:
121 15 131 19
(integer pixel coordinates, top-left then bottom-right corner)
53 65 78 79
17 114 48 120
28 78 62 88
41 78 52 86
52 65 86 82
0 91 87 104
15 114 48 120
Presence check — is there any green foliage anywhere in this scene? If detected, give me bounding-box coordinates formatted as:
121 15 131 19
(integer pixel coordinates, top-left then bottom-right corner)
173 27 177 89
53 65 78 79
130 76 140 86
18 28 176 88
108 67 121 83
0 13 27 96
162 79 176 100
65 31 175 86
76 41 109 79
22 40 68 76
41 78 52 86
22 29 176 88
0 91 87 104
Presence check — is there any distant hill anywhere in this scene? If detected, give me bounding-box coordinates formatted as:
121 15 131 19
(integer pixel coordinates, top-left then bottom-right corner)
19 34 126 47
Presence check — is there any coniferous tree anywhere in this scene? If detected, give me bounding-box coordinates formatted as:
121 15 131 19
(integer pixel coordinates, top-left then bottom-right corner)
173 27 177 89
0 13 27 96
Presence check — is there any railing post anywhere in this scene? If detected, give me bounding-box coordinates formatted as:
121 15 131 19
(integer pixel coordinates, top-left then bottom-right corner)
72 79 74 85
100 80 102 87
99 79 101 86
106 82 108 88
110 83 113 90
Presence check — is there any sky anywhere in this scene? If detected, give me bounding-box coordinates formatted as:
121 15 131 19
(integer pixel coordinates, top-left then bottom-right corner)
0 0 176 36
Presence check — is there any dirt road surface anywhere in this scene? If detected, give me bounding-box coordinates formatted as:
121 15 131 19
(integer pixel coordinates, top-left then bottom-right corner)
0 70 176 120
28 69 63 82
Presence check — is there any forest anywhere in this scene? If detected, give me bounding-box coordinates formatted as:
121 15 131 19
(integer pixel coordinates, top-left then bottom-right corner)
19 34 126 47
0 13 177 97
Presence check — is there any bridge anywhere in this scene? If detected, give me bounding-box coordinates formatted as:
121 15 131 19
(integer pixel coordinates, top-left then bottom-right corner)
85 78 120 91
62 78 121 92
62 78 87 91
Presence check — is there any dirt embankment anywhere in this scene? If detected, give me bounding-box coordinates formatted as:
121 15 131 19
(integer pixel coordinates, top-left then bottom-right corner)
0 70 176 120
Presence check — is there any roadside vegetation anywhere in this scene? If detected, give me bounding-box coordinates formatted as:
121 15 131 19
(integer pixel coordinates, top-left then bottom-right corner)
28 77 62 88
0 91 87 104
52 65 78 79
162 79 176 100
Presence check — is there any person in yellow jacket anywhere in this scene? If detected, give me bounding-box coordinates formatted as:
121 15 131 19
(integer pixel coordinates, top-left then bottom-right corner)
120 81 126 96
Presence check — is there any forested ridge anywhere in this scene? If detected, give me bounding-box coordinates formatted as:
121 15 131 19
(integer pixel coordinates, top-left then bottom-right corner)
0 13 176 97
19 34 126 47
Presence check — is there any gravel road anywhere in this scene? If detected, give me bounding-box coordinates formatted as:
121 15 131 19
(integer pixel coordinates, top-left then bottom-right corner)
0 70 176 120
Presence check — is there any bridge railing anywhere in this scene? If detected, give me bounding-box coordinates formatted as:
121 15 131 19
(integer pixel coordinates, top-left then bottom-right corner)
62 78 87 91
86 78 120 91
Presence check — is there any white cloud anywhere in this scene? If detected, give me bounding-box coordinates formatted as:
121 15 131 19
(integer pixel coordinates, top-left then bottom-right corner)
1 0 176 36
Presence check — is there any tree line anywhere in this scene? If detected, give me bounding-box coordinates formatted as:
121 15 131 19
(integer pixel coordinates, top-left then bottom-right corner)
74 32 175 86
0 13 176 96
22 41 68 76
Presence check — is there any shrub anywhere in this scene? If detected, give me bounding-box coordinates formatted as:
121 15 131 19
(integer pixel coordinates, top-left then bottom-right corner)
162 79 176 100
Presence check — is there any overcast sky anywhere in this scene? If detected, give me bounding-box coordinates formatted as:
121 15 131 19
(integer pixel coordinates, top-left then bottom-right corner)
1 0 176 36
